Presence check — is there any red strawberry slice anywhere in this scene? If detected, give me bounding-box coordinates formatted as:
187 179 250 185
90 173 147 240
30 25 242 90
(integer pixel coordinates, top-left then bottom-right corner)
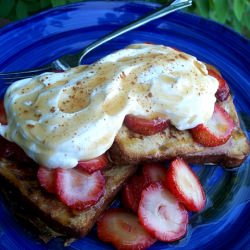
142 163 167 183
165 158 206 212
37 166 56 194
144 42 155 45
97 208 156 250
122 174 148 213
138 182 188 242
77 154 108 173
190 104 235 147
0 99 7 125
10 143 33 163
55 168 105 210
208 69 230 101
171 47 181 52
0 136 15 158
0 136 33 163
124 115 169 136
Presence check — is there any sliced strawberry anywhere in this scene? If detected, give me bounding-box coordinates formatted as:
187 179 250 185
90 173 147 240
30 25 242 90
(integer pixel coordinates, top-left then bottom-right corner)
142 163 167 183
171 47 181 52
97 208 156 250
122 174 148 213
11 144 33 163
55 168 105 210
123 163 168 213
208 69 230 101
77 154 108 173
37 166 56 194
165 158 206 212
190 104 235 147
0 99 7 124
124 115 169 136
0 136 13 158
138 182 188 242
144 42 155 45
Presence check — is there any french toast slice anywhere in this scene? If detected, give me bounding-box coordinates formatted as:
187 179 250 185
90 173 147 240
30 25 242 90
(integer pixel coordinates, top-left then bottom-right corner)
109 95 250 168
0 158 137 240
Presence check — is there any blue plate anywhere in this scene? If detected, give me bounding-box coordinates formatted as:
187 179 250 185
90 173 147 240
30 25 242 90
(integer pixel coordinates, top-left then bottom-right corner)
0 1 249 249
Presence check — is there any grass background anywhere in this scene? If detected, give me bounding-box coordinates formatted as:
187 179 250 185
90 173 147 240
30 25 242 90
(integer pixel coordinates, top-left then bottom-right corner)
0 0 249 38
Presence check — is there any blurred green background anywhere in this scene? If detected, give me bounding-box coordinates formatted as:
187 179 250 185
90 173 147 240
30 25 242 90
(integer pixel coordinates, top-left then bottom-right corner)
0 0 249 38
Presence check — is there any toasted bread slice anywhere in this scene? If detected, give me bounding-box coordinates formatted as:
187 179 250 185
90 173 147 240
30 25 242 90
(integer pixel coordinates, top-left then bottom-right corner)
0 158 137 240
109 95 250 168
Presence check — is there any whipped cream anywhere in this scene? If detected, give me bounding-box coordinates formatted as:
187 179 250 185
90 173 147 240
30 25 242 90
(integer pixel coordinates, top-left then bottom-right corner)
0 44 218 168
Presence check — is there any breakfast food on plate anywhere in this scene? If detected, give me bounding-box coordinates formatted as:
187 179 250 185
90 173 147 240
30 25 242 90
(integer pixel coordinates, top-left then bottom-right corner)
0 43 249 247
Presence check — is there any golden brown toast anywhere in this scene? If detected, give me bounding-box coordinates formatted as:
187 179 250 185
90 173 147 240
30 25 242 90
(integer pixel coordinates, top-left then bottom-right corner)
0 158 137 240
109 95 250 168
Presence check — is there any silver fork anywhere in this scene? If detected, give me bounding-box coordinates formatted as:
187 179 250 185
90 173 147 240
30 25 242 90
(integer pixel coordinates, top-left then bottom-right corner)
0 0 192 85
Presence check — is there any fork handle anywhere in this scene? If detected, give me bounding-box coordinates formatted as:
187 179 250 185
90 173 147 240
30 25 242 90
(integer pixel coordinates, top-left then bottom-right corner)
78 0 192 64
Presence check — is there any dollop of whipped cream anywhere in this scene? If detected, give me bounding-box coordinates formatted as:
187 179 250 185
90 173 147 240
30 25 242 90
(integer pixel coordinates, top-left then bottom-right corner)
0 44 218 168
